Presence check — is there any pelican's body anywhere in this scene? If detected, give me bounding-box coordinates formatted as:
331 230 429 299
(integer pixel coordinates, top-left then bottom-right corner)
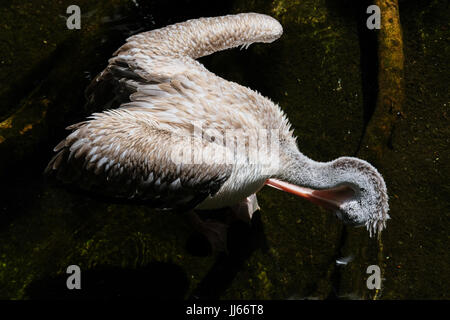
47 13 389 238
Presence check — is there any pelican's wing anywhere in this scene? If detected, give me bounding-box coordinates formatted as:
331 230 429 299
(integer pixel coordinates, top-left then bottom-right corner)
47 13 285 209
46 114 232 211
84 13 283 118
84 53 200 113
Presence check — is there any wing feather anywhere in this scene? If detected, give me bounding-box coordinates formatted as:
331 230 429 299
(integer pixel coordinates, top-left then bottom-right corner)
46 115 232 210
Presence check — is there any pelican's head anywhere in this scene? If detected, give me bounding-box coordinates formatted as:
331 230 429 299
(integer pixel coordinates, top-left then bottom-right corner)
329 157 390 236
266 156 390 237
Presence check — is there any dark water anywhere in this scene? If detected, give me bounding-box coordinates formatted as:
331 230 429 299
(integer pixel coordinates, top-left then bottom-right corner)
0 0 448 299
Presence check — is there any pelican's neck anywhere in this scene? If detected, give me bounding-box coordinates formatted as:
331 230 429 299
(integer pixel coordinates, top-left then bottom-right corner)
277 148 341 190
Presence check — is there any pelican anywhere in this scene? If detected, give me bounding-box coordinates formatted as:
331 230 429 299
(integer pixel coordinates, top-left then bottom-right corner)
46 13 389 251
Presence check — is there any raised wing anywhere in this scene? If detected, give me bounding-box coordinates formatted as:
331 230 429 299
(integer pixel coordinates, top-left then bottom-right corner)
47 13 285 210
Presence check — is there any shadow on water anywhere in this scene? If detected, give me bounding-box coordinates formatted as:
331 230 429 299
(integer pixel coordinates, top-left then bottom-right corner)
188 211 269 299
25 262 189 300
23 210 268 300
324 0 379 153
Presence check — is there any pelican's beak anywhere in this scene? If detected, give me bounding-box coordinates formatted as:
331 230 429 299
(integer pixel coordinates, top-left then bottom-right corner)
265 178 355 211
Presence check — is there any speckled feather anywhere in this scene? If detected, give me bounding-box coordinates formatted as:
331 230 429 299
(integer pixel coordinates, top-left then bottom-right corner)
46 13 288 210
